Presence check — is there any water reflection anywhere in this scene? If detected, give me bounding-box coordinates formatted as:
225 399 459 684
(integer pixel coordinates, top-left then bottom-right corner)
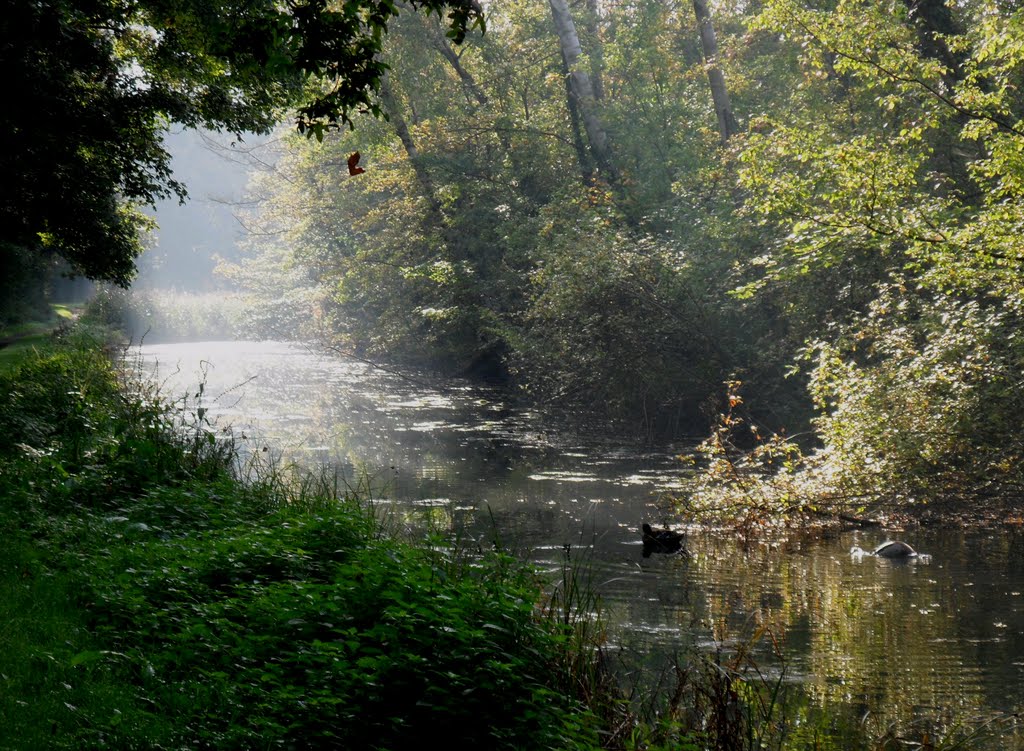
139 341 1024 749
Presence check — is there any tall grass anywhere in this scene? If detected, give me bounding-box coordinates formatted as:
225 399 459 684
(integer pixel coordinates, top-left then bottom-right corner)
83 286 252 343
0 335 601 749
4 333 983 751
82 285 317 343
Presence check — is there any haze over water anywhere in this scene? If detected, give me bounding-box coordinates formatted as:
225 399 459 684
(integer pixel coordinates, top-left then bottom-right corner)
141 339 1024 749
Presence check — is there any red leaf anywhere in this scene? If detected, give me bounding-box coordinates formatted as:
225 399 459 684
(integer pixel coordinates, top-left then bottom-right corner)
348 151 366 176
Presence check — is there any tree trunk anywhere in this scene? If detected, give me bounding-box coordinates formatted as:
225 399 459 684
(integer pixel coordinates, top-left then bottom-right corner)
428 23 490 108
692 0 739 143
547 0 616 182
584 0 604 101
379 73 444 218
395 1 490 109
559 47 595 184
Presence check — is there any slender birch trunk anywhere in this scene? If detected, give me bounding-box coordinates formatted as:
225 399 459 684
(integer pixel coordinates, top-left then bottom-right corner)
584 0 604 101
547 0 616 181
692 0 739 142
559 47 595 184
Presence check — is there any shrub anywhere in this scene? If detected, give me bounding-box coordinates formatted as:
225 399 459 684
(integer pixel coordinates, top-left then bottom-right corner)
807 286 1024 511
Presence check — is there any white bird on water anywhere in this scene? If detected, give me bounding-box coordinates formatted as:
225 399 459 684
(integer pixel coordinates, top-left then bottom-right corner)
850 540 930 561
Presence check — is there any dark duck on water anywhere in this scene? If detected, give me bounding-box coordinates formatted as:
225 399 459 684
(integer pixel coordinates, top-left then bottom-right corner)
642 523 686 557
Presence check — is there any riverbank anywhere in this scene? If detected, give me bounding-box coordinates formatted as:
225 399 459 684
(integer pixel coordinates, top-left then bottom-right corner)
0 303 81 372
0 333 609 749
5 333 1019 750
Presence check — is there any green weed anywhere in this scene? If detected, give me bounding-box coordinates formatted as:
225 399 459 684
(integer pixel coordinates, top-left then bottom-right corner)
0 337 601 750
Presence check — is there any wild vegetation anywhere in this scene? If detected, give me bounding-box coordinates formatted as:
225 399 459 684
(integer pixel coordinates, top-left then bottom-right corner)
0 334 599 748
85 286 277 343
4 2 1024 746
222 0 1024 520
5 1 1022 519
0 332 898 750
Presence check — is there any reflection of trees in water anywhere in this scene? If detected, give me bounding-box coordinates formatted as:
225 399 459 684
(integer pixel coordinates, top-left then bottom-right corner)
686 532 1020 747
805 560 977 742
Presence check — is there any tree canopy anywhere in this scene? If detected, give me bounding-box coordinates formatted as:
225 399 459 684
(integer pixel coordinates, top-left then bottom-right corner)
219 0 1024 514
0 0 483 285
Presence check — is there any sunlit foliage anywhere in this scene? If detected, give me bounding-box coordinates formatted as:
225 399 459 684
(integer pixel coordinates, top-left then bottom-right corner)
227 0 1024 509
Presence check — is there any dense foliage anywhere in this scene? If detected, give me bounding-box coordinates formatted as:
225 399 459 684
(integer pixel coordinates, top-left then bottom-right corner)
233 2 762 433
230 0 1024 512
0 0 483 286
5 0 1023 517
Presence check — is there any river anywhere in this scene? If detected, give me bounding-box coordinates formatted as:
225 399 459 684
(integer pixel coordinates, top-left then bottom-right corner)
139 340 1024 749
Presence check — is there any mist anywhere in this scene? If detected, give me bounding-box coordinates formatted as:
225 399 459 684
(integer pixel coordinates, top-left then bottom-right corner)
102 128 288 343
137 128 265 292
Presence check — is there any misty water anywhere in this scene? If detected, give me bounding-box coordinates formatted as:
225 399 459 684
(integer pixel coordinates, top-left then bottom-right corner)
140 340 1024 748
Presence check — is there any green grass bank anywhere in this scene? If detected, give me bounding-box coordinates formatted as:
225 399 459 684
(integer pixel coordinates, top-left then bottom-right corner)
3 331 935 751
0 333 605 749
0 303 80 373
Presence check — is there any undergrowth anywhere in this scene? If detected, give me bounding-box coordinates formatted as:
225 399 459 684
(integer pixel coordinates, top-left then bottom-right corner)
680 379 950 529
1 333 927 750
683 287 1024 528
679 381 824 529
0 334 600 749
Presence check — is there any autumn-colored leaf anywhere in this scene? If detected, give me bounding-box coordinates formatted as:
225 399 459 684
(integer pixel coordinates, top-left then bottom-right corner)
348 151 366 176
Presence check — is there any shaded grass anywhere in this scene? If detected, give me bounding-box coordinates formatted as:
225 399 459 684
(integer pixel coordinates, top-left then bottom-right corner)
0 303 83 374
0 530 177 749
0 302 79 338
0 335 51 373
0 336 602 749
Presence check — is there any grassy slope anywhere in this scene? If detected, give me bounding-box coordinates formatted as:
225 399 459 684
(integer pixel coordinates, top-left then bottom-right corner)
0 304 81 374
0 334 600 750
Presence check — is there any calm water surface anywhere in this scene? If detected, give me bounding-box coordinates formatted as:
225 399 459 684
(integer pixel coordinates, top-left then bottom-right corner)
140 341 1024 748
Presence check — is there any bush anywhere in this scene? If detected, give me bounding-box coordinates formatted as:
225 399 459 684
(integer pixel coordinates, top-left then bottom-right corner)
808 286 1024 510
683 285 1024 523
